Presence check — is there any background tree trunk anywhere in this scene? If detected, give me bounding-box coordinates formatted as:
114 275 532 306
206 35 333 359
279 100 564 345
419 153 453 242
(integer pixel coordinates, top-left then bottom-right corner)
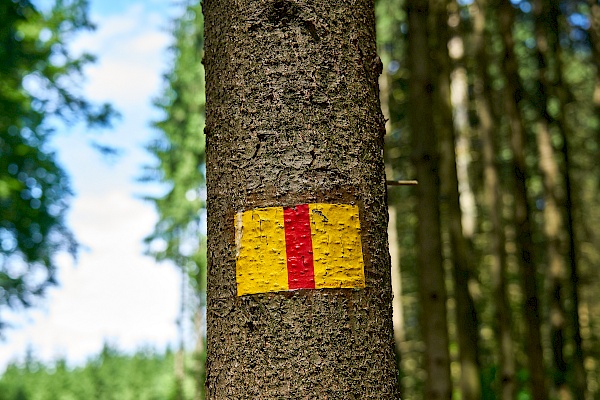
546 6 588 397
588 0 600 112
203 0 400 398
532 0 570 397
406 0 452 397
472 0 516 398
432 1 482 397
497 0 549 397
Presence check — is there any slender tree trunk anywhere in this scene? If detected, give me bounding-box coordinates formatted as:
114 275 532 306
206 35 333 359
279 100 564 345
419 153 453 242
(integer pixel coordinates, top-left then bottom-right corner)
432 2 482 399
497 0 549 398
381 51 404 392
560 113 587 400
472 1 517 398
203 1 400 398
531 0 570 397
536 118 569 399
533 1 588 397
450 68 477 241
588 0 600 112
547 3 587 397
406 0 452 397
388 205 405 353
560 136 586 400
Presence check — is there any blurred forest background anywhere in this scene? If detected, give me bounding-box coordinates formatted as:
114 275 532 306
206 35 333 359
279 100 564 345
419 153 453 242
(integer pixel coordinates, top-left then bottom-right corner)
1 0 599 398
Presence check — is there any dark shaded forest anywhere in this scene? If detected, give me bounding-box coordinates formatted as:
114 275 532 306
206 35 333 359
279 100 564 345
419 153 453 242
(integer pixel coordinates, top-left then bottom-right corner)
1 0 600 398
381 0 599 397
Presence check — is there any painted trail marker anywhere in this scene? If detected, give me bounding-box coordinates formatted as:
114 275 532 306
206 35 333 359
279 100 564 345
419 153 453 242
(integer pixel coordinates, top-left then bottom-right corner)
235 203 365 296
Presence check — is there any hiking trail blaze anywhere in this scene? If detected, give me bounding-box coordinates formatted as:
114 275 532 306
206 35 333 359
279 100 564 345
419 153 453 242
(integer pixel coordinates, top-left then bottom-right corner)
235 203 365 296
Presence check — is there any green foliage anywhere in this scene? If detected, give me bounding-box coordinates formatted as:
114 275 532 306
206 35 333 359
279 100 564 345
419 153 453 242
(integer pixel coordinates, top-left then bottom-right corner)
0 0 116 323
0 345 197 400
142 0 206 296
142 3 207 397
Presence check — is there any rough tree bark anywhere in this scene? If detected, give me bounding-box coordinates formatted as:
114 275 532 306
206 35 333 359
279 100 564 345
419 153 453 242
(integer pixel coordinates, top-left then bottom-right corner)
203 0 400 398
406 0 452 397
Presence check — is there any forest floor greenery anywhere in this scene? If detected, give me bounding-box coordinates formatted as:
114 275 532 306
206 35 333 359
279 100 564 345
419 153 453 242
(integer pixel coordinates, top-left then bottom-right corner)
0 344 201 400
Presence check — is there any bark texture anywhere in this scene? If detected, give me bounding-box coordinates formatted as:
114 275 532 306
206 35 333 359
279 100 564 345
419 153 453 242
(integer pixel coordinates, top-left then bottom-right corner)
203 1 400 398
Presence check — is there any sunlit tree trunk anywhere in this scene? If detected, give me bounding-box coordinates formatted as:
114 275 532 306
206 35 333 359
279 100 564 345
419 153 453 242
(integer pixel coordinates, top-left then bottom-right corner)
203 1 400 398
432 1 481 398
450 68 477 242
471 1 517 398
381 62 406 370
387 206 405 353
497 0 549 398
380 47 404 391
406 0 452 397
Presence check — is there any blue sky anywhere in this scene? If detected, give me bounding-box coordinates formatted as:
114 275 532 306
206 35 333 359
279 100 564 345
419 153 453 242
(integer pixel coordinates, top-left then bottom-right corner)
0 0 189 371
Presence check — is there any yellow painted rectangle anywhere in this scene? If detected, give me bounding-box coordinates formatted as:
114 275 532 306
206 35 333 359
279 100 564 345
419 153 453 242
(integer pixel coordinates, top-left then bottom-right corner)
235 207 289 296
309 203 365 289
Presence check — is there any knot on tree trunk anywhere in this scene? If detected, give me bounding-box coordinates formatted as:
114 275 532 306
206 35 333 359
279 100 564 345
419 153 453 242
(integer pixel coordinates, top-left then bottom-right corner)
268 0 300 25
246 0 320 42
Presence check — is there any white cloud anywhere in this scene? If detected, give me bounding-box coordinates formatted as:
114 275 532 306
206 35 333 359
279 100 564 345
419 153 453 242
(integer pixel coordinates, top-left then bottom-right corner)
71 3 172 108
0 1 185 372
0 192 180 370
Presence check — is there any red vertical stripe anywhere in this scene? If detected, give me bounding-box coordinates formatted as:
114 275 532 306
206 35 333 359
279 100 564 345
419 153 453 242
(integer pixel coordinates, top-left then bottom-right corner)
283 204 315 290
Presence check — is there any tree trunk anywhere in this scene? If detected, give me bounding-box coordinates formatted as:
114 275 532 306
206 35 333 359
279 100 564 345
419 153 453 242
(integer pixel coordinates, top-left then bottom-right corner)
545 3 587 397
472 1 516 398
388 205 405 355
203 1 400 398
560 113 587 400
381 48 404 392
451 69 477 241
406 0 452 397
536 117 569 399
531 0 570 397
497 0 549 398
432 2 482 399
588 0 600 111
